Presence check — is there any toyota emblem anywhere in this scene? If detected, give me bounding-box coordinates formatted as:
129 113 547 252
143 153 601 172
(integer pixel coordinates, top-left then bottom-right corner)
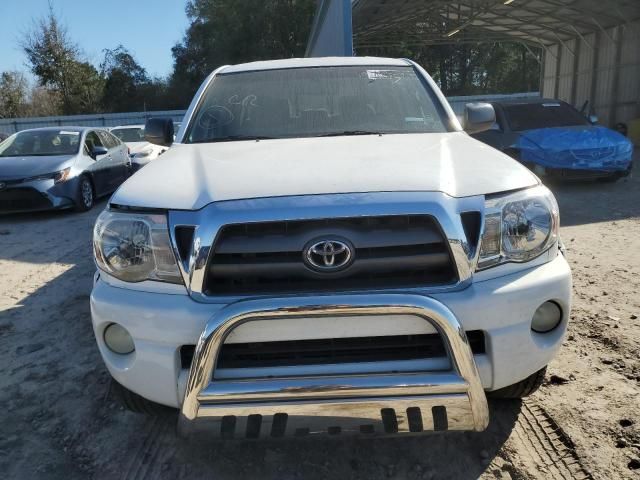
304 238 353 272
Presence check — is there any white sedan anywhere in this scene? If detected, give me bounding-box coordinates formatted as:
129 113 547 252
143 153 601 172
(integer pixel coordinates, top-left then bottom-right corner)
110 125 167 171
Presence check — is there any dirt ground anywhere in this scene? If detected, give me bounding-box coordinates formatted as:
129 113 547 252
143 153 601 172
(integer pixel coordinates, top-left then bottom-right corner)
1 163 639 479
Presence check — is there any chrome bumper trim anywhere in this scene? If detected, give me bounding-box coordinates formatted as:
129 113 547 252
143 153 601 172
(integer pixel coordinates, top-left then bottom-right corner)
179 294 489 437
167 192 485 302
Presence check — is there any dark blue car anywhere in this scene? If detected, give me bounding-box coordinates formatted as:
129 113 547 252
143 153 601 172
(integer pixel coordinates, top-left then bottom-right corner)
473 98 633 181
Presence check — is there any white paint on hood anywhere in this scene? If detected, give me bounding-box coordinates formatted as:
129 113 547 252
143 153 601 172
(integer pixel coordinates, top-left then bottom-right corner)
111 132 539 210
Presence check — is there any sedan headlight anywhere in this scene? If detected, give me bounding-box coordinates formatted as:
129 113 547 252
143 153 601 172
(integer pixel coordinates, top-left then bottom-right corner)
477 185 559 270
24 167 71 184
93 210 183 284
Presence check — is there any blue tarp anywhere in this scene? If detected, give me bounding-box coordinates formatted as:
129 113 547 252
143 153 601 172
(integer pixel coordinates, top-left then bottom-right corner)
515 126 633 171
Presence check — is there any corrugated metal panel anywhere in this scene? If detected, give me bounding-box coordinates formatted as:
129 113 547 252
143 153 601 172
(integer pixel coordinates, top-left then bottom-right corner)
542 45 559 96
557 39 576 100
543 19 640 127
574 32 595 107
593 27 619 125
0 110 186 135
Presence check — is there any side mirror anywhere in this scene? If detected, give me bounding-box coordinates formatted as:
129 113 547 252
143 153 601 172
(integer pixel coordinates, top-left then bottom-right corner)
91 146 108 159
144 118 174 147
588 114 598 124
464 103 496 134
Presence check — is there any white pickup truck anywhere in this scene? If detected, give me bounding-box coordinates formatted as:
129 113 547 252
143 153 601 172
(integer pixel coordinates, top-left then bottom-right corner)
90 57 571 438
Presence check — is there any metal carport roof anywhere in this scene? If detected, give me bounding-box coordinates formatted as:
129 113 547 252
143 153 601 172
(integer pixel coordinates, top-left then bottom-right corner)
351 0 640 50
306 0 640 128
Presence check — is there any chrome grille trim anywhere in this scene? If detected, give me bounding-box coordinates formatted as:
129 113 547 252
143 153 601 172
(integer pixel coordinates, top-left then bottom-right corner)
168 191 485 303
205 215 457 295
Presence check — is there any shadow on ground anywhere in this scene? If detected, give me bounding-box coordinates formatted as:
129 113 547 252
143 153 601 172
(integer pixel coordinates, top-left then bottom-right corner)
0 242 523 480
149 400 521 480
0 199 105 264
545 158 639 227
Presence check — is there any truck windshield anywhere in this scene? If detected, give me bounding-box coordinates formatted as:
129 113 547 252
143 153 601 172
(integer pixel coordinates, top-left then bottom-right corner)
0 130 81 157
503 102 589 131
185 65 450 143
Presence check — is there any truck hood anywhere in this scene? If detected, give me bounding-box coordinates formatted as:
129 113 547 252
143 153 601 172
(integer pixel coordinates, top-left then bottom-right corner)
112 132 539 210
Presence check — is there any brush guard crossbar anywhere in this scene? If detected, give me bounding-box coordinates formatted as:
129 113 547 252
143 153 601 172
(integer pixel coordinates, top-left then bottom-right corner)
179 294 489 438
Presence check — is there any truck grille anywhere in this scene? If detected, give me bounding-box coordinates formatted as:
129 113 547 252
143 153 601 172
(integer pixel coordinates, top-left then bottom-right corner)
204 215 457 295
179 331 485 370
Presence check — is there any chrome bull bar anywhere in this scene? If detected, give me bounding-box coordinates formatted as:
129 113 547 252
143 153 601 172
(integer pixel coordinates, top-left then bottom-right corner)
179 294 489 438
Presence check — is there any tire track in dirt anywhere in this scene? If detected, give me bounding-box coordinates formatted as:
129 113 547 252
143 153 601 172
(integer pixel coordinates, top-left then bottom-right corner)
116 400 594 480
120 414 177 480
507 402 593 479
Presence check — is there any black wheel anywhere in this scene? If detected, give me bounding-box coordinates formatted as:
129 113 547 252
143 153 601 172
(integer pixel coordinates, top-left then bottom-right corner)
74 175 94 212
110 380 174 415
488 367 547 399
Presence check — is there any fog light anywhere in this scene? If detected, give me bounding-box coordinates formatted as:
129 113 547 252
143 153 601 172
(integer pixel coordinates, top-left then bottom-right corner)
104 323 135 354
531 301 562 333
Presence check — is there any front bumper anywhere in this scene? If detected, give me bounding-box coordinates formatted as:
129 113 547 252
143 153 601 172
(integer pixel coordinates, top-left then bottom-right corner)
180 295 489 437
529 164 633 180
0 179 76 214
91 252 572 423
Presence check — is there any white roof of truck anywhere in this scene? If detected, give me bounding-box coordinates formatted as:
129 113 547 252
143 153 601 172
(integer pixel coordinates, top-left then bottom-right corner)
220 57 411 74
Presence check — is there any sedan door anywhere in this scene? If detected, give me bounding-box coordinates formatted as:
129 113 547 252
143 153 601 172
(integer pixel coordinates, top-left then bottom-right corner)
83 131 111 196
103 130 131 181
96 130 128 190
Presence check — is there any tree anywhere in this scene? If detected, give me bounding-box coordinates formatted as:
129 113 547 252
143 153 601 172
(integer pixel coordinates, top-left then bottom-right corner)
169 0 316 107
101 45 152 112
358 41 541 96
25 86 62 117
0 71 28 118
21 5 103 114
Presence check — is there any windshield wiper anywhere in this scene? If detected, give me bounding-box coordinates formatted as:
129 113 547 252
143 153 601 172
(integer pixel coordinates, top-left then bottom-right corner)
316 130 384 137
192 135 277 143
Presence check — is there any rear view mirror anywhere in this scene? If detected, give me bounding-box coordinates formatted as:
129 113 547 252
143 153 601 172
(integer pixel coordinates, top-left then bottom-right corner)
464 103 496 134
145 118 174 147
91 146 108 159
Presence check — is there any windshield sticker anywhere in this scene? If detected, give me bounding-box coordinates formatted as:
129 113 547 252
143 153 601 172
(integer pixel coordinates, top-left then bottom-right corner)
365 70 403 82
59 131 80 135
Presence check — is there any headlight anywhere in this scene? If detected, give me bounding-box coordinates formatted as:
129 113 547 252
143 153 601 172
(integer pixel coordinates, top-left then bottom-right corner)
24 167 71 184
93 209 183 284
477 185 559 270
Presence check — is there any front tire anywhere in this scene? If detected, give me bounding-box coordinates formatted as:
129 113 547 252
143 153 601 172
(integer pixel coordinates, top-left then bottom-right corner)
74 176 94 212
110 380 173 415
488 367 547 398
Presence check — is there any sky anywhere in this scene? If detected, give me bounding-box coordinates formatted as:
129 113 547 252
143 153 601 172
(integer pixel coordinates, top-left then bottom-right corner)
0 0 189 80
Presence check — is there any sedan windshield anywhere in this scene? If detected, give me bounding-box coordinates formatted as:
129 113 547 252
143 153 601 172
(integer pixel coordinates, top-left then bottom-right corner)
112 127 145 143
185 65 450 143
503 102 589 131
0 130 81 157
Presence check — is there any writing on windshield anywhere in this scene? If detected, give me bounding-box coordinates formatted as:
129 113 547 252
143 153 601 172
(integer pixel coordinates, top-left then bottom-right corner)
186 65 449 143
